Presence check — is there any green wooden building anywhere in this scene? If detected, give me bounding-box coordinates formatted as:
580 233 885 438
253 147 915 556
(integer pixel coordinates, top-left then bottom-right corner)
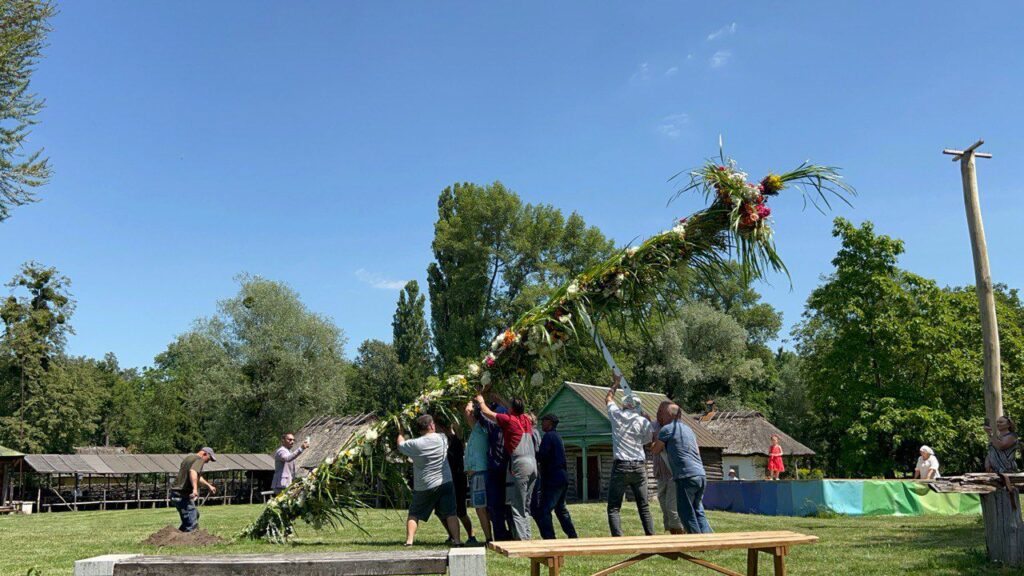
538 382 726 502
0 445 24 513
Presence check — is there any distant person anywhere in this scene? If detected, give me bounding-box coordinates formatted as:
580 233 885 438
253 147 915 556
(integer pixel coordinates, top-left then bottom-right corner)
397 414 461 547
535 414 578 539
173 447 218 532
475 393 537 541
913 445 940 480
767 434 784 481
272 432 309 494
652 402 684 534
442 421 478 545
727 469 741 481
654 404 712 534
463 402 493 543
985 416 1020 473
605 372 655 537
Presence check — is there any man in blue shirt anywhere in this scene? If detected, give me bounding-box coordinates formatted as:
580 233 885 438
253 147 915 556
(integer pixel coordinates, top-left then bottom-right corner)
474 399 513 541
653 403 712 534
534 414 578 539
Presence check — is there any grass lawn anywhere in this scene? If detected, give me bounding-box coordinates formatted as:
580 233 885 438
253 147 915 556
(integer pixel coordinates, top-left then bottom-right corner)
0 502 1009 575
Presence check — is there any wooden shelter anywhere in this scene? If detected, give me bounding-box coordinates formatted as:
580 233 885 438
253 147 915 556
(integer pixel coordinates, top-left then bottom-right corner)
0 445 24 513
696 410 815 480
293 414 376 477
538 382 727 502
22 452 274 512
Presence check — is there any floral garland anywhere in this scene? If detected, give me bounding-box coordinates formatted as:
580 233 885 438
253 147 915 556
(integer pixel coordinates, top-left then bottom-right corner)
239 153 853 541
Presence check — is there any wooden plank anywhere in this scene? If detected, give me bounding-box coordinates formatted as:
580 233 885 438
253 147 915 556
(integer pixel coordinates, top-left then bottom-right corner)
112 551 449 576
677 553 745 576
489 532 817 557
747 549 758 576
589 554 652 576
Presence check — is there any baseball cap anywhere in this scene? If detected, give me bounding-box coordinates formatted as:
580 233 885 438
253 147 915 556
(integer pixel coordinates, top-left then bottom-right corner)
201 447 217 461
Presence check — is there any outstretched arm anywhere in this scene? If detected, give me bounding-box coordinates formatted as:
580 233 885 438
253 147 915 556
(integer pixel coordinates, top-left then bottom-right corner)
606 372 621 405
474 395 498 423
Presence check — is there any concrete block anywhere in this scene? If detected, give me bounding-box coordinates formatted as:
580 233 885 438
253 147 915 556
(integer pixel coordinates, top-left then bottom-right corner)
74 555 141 576
448 547 486 576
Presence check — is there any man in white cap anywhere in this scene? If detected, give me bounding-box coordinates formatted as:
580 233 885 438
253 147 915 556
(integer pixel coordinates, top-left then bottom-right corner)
173 447 218 532
605 372 655 536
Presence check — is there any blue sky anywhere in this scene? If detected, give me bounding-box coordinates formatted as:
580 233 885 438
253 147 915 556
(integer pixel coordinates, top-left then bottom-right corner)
2 1 1023 368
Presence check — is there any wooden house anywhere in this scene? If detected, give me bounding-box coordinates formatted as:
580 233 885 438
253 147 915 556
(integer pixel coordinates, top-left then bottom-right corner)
696 410 815 480
0 445 24 513
293 414 376 476
538 382 727 502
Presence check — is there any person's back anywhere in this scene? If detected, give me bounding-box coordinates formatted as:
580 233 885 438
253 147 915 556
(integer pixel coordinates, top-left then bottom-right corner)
659 420 704 479
538 429 567 487
399 432 452 491
607 402 652 462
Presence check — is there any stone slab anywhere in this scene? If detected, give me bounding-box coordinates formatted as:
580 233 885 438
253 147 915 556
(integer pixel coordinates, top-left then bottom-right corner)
74 555 142 576
112 550 450 576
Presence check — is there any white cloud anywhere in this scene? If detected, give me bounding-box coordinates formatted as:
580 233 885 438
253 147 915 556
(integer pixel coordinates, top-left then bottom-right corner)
664 66 679 77
656 113 690 139
710 50 732 68
707 22 737 41
355 269 408 290
629 62 651 84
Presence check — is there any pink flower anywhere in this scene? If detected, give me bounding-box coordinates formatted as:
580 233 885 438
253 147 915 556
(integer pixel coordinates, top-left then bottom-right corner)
717 166 727 172
484 355 496 368
756 204 771 219
678 217 688 224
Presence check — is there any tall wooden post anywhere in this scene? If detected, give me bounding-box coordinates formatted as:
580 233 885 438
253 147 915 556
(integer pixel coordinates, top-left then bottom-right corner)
943 140 1001 426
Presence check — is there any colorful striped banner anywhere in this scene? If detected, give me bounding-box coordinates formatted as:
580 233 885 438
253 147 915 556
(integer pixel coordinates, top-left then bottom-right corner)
703 480 980 517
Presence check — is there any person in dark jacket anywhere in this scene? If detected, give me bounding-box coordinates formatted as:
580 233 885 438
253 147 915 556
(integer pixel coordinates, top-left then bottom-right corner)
534 414 577 539
473 399 513 541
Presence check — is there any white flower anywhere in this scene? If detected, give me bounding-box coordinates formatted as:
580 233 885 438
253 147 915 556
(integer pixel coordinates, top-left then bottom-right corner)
467 363 481 377
626 246 638 256
325 456 335 465
557 315 571 324
530 372 544 387
364 430 379 442
731 171 748 182
446 375 462 386
566 282 579 296
481 372 492 387
672 223 687 237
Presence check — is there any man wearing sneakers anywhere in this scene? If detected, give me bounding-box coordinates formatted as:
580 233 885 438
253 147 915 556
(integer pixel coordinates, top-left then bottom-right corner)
397 414 462 547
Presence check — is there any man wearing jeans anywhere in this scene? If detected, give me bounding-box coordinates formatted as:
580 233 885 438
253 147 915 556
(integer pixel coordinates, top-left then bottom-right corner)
173 447 217 532
654 403 712 534
652 405 684 534
535 414 578 539
605 372 655 537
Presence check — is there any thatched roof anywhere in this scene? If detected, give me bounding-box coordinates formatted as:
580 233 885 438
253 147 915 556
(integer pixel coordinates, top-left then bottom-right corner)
696 411 815 457
560 382 728 449
75 446 128 455
293 414 376 474
0 445 23 459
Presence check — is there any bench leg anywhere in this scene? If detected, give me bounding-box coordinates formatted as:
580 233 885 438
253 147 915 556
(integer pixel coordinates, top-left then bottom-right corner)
773 547 786 576
531 558 541 576
747 549 758 576
548 556 562 576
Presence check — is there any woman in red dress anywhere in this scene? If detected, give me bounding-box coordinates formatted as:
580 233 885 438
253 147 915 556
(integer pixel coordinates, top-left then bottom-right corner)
767 434 784 480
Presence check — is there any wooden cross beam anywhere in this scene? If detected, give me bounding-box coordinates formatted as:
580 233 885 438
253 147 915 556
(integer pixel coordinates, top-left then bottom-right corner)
943 139 993 161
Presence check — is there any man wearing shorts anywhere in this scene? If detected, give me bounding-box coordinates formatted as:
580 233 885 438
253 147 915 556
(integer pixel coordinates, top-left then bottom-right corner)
464 401 492 542
397 414 461 547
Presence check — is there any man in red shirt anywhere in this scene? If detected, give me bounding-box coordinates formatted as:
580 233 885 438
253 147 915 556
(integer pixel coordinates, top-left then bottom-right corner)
475 394 537 540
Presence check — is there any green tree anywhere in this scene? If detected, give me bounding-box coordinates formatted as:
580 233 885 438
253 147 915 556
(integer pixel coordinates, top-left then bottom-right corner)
392 280 433 381
0 261 74 451
155 275 349 452
427 182 614 372
347 339 406 416
0 0 55 221
795 218 1024 477
634 302 763 412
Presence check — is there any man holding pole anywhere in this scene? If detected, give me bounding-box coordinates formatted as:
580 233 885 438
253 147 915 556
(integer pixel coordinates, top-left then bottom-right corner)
605 372 655 537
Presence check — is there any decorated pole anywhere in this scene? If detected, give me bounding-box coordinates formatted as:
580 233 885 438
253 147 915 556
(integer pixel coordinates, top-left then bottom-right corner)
239 151 854 541
942 141 1001 427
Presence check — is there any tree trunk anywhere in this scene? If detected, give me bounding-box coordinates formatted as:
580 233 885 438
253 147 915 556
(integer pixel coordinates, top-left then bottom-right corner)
982 487 1024 566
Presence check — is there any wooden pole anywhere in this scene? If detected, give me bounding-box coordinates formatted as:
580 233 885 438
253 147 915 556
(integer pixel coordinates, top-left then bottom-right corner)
943 140 1002 426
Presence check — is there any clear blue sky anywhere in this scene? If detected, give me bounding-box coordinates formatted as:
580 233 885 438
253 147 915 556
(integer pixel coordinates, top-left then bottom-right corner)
2 1 1023 369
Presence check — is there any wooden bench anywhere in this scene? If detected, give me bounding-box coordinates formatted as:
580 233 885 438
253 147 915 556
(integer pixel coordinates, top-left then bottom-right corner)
488 531 818 576
76 549 485 576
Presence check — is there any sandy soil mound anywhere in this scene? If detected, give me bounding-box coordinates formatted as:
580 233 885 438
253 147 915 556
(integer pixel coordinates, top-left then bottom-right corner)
142 526 227 547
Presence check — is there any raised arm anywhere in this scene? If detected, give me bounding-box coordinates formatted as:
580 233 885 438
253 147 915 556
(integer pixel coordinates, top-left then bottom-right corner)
474 394 498 423
606 372 621 405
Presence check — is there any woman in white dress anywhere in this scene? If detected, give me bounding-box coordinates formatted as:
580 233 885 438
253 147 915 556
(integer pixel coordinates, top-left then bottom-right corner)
913 446 940 480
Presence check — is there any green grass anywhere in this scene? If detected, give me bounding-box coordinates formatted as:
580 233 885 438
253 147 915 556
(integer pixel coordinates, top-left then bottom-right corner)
0 503 1012 575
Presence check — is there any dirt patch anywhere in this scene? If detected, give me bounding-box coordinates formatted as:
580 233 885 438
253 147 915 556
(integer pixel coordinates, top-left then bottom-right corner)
142 526 227 547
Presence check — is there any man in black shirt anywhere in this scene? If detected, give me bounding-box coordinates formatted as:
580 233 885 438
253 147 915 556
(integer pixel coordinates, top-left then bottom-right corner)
173 447 217 532
535 414 577 539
